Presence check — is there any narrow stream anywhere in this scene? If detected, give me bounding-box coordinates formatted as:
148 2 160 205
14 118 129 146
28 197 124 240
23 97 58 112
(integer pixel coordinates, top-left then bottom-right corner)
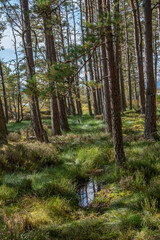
77 175 103 207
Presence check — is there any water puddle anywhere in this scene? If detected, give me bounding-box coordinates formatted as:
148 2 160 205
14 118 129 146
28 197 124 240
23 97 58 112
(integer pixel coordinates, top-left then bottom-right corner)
77 175 103 207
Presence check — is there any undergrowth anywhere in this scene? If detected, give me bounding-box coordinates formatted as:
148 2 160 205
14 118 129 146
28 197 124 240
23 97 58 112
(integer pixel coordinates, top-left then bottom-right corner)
1 112 160 239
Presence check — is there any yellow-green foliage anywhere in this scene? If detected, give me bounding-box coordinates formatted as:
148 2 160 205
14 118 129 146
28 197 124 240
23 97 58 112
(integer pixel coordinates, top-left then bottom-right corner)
76 147 110 175
93 184 131 207
0 143 59 172
0 184 18 201
8 132 21 142
120 171 146 191
43 123 52 137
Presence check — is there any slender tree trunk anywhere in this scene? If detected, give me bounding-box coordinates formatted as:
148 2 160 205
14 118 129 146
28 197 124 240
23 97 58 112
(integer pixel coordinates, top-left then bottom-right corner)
130 0 145 114
43 8 61 136
58 97 70 131
154 34 158 93
20 93 23 121
11 23 22 122
65 5 76 116
113 0 120 87
85 0 98 117
95 49 103 115
119 47 126 112
89 58 99 117
93 52 101 115
158 0 160 41
68 83 76 115
72 0 82 117
80 0 92 116
105 0 126 166
113 0 126 112
124 0 132 110
133 66 139 107
20 0 48 142
0 61 8 123
97 48 104 115
143 0 158 139
0 97 7 144
98 0 112 132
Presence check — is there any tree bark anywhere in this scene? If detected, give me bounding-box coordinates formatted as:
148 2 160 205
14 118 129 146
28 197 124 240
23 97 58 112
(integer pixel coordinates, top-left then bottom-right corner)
58 97 70 131
72 0 83 117
119 47 126 112
0 97 7 145
0 61 8 123
20 0 48 142
43 7 62 136
124 0 132 110
113 0 126 112
130 0 145 114
65 4 76 116
11 23 22 122
143 0 157 139
85 0 98 117
98 0 112 132
105 0 126 166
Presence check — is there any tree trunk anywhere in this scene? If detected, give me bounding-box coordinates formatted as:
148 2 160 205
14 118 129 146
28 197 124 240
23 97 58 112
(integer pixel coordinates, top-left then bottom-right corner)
72 0 83 117
20 0 48 142
93 52 101 115
58 97 70 131
0 97 7 145
0 61 8 123
124 0 132 110
85 66 92 116
143 0 157 139
113 0 126 113
154 34 158 93
98 0 112 132
85 0 98 117
80 0 92 116
105 0 126 166
11 23 22 123
43 7 62 136
119 47 126 112
67 78 76 116
130 0 145 114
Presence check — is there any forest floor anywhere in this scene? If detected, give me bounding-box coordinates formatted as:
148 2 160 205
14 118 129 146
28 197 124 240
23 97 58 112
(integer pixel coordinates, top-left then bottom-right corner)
1 101 160 239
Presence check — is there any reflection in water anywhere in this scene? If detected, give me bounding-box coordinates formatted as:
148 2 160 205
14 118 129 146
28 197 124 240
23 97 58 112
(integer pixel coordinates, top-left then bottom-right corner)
77 176 103 207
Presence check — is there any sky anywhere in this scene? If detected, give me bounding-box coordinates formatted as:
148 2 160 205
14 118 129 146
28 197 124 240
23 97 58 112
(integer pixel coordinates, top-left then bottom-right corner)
0 22 21 64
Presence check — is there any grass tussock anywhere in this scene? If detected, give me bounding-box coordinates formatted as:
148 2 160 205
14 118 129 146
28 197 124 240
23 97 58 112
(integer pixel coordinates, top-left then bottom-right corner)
0 142 59 172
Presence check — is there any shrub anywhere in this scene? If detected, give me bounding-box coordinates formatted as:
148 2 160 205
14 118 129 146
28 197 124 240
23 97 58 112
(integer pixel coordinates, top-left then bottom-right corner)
76 147 110 175
147 179 160 204
127 157 157 184
3 175 33 194
120 171 146 191
37 178 78 204
119 213 142 231
8 132 21 142
23 114 30 121
43 123 52 137
20 127 34 141
0 184 18 201
0 143 59 172
48 218 105 240
16 178 33 194
142 197 158 215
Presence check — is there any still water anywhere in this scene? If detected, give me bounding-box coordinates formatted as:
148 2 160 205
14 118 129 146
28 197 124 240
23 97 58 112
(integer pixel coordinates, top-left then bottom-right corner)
77 176 103 207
